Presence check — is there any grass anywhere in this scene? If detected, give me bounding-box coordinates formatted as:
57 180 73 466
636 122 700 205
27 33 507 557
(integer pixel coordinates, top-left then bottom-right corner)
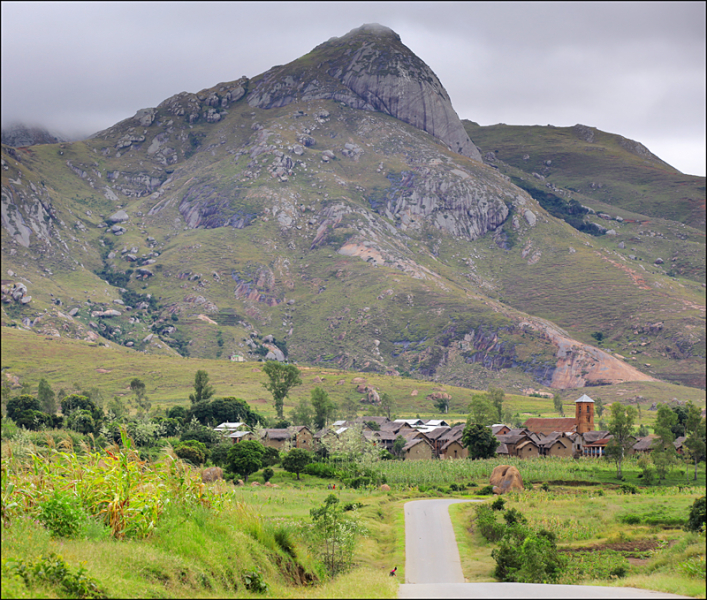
447 482 705 596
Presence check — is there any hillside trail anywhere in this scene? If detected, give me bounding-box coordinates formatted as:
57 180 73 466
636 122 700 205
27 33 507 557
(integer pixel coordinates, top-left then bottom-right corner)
399 499 690 599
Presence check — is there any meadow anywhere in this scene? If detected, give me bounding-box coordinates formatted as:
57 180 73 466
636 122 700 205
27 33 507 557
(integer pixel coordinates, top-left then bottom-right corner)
2 427 704 598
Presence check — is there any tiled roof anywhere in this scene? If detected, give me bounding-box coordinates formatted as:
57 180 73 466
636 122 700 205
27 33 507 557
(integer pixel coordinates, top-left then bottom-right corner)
523 418 577 435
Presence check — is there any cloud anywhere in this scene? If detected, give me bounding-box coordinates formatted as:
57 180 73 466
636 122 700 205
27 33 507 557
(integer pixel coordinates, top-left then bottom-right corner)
1 1 704 175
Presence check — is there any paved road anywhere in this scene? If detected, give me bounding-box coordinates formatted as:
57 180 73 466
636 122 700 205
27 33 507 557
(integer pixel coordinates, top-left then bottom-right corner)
400 499 690 599
404 499 481 584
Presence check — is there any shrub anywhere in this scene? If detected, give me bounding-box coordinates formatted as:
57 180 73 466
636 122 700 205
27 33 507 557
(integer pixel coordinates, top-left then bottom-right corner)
503 508 527 526
6 552 106 599
174 441 206 465
685 496 705 533
261 446 281 467
343 501 364 512
492 521 566 583
475 505 504 542
541 482 550 492
303 462 337 479
38 492 87 538
262 467 274 483
242 570 268 593
477 485 494 495
620 483 639 495
491 498 505 511
619 514 641 525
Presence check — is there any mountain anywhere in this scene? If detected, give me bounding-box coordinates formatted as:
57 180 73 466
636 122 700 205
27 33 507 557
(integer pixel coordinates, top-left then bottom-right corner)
1 123 67 147
1 24 705 396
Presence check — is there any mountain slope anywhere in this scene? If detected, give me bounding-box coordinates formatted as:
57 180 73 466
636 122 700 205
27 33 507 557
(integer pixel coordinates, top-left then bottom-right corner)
2 25 704 393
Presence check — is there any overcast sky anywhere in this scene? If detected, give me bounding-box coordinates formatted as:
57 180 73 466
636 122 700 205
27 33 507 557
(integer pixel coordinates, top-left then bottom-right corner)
2 2 705 175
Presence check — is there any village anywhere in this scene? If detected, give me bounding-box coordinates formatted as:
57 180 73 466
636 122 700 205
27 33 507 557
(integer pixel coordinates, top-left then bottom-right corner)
211 394 688 461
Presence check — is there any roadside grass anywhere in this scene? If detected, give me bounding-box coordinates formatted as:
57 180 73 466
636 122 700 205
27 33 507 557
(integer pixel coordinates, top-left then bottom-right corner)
447 483 705 596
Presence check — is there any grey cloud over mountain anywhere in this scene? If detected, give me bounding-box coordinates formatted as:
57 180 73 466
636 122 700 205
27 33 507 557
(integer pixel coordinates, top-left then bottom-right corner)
1 2 704 175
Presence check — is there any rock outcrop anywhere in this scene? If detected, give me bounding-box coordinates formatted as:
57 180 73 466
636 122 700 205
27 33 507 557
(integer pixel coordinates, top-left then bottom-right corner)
490 465 524 494
247 24 482 162
1 123 66 147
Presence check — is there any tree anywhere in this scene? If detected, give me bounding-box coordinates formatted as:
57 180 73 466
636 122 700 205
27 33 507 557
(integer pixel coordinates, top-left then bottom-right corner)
226 440 266 483
37 379 56 415
392 435 407 457
310 494 364 576
462 422 499 459
605 403 637 479
469 394 498 427
487 387 505 422
311 387 336 430
380 392 395 420
129 378 146 402
684 403 706 481
289 397 313 429
282 448 312 480
6 394 41 422
433 394 451 414
262 362 301 419
552 393 564 416
60 394 103 434
211 397 262 427
685 496 705 533
652 403 678 481
189 370 214 405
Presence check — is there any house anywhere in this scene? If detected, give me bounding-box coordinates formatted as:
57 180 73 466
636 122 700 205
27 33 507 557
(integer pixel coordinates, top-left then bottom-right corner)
538 432 574 458
214 422 245 433
579 431 612 457
491 424 511 436
496 442 510 456
515 438 541 458
424 419 450 428
439 438 468 459
496 432 535 457
228 430 255 444
632 435 658 454
260 426 313 450
523 394 596 436
291 425 314 451
394 418 426 427
402 437 435 460
260 429 292 450
523 418 577 436
673 436 687 455
423 427 453 457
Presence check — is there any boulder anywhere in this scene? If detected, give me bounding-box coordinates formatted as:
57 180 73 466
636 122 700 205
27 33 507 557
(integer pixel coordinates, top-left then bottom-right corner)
489 465 524 494
201 467 223 483
108 209 129 223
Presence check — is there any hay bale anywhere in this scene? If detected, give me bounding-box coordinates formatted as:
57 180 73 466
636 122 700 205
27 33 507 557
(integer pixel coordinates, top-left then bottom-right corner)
380 484 391 492
489 465 524 494
201 466 223 483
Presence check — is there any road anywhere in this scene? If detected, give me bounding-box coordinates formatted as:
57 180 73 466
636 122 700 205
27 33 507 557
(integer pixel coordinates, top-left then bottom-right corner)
399 499 690 599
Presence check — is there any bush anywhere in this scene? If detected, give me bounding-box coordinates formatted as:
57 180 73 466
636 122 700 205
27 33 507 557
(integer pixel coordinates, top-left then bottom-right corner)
477 485 494 495
492 521 566 583
302 462 337 479
343 501 364 512
174 441 206 465
261 446 281 467
38 492 87 538
475 505 504 542
262 467 274 483
6 552 106 599
620 483 639 495
242 570 268 593
619 514 641 525
503 507 527 526
685 496 705 533
491 498 505 511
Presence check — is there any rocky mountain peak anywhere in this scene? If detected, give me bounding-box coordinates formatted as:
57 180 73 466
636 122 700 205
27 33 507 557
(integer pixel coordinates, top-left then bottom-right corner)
247 24 482 162
1 123 66 147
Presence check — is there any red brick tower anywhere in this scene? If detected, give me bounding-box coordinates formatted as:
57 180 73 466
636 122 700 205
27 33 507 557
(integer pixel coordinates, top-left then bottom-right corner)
575 394 595 434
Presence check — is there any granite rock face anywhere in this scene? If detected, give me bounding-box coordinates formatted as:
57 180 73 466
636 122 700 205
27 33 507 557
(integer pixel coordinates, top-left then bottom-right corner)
247 24 482 162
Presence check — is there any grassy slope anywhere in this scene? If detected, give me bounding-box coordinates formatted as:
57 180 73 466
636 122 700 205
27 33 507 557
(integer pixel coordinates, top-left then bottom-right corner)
2 327 703 423
465 122 706 228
